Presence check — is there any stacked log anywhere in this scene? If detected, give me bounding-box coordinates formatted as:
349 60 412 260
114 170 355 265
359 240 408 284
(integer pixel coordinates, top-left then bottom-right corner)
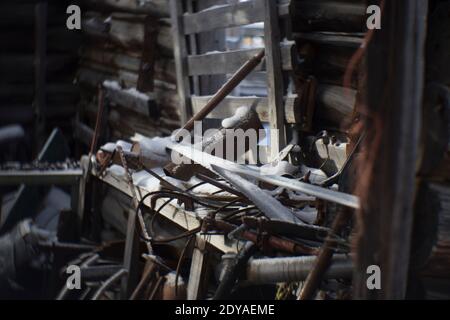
76 1 180 145
289 0 365 130
0 1 81 143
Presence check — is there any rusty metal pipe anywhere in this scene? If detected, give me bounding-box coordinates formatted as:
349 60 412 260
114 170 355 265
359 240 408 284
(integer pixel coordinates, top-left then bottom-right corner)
246 254 352 284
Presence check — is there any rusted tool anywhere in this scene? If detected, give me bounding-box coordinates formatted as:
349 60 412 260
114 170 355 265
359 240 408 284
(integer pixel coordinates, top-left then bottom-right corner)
174 50 265 140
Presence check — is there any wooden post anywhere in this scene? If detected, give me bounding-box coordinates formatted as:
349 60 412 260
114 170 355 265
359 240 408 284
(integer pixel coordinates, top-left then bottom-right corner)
120 207 141 299
264 0 286 160
353 0 428 299
170 0 192 125
186 237 208 300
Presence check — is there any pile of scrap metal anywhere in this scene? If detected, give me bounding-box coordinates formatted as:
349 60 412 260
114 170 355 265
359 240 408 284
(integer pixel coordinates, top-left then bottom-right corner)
44 96 357 300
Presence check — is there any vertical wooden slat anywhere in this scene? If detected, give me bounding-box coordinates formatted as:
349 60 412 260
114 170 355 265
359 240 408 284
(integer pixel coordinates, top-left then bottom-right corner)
34 1 47 152
186 237 208 300
353 0 428 299
170 0 192 124
186 0 200 95
264 0 286 160
120 209 140 299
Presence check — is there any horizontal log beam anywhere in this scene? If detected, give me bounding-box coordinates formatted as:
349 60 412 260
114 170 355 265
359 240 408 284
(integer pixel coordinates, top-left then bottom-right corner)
289 1 366 32
81 47 141 73
82 14 173 55
103 80 154 117
315 85 356 127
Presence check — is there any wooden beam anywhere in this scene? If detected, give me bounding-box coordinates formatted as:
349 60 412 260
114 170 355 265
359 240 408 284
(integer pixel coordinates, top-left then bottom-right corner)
81 48 141 73
187 42 296 76
183 0 264 34
103 81 154 117
264 0 286 159
353 0 428 299
186 237 208 300
170 0 192 124
182 0 292 34
196 0 228 96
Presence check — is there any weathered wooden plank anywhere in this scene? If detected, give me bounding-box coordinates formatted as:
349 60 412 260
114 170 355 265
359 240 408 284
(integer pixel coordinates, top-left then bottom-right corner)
81 47 141 73
196 0 228 95
353 0 428 299
170 0 192 124
84 14 173 55
110 15 173 53
264 0 286 159
103 80 153 117
187 42 296 75
186 238 208 300
191 95 299 124
183 0 265 34
77 66 139 89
